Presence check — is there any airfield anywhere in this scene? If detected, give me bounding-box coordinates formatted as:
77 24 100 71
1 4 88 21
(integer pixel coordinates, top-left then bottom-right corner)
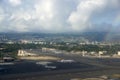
0 54 120 80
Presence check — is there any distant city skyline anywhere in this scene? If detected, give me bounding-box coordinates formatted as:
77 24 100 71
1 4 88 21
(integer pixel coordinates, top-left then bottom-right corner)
0 0 120 33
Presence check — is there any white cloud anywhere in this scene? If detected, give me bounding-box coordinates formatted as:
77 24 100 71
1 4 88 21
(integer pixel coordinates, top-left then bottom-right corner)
114 13 120 26
1 0 78 33
10 11 32 21
7 0 60 32
34 0 54 20
0 7 4 23
8 17 29 32
68 0 106 31
30 0 70 32
9 0 22 6
34 0 55 29
32 0 79 33
0 0 120 33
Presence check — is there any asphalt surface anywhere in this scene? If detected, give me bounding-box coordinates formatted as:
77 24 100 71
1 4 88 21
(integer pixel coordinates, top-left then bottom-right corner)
0 55 120 80
0 60 95 75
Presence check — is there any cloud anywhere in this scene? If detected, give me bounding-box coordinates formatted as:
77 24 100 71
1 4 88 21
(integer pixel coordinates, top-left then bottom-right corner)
9 0 22 6
0 0 120 33
31 0 76 32
3 0 66 32
68 0 120 32
33 0 56 31
0 7 4 22
114 13 120 26
68 0 106 31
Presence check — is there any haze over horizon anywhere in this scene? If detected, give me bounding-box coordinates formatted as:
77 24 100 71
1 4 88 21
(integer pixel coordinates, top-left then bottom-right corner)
0 0 120 33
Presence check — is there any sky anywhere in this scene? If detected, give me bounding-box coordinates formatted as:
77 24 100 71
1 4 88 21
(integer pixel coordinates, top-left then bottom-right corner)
0 0 120 33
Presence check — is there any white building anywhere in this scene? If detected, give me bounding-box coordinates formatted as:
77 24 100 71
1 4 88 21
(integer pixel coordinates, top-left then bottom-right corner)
18 50 38 57
98 51 104 57
82 51 87 56
42 47 56 52
118 51 120 56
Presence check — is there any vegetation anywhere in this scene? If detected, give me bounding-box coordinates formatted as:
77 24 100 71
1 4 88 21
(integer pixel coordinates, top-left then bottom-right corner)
0 43 120 58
